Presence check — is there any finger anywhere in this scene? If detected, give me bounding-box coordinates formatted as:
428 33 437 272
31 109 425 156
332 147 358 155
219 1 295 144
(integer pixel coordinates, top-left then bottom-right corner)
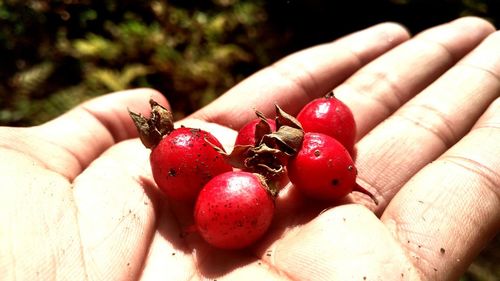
353 29 500 211
216 17 495 264
381 96 500 281
190 22 410 129
257 204 422 280
251 18 498 258
30 88 167 180
71 139 162 281
334 17 495 140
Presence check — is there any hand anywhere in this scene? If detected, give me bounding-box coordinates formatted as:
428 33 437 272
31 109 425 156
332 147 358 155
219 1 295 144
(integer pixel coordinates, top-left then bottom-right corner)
1 17 498 281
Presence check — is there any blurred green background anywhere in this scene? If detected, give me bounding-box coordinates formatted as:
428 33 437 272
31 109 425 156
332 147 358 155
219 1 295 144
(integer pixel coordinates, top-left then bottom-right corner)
0 0 498 279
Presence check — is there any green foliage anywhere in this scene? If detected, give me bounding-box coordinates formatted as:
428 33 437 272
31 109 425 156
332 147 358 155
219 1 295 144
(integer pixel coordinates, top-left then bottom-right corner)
0 0 280 125
1 0 498 125
1 0 499 126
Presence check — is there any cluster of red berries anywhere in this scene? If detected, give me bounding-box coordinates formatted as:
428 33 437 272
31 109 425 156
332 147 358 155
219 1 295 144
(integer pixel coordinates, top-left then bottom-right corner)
129 92 377 250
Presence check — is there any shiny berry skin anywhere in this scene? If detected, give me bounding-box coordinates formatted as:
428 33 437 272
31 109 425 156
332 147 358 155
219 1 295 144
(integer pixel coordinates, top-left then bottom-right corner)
297 93 356 154
194 171 275 249
150 127 232 202
235 118 277 146
287 132 357 201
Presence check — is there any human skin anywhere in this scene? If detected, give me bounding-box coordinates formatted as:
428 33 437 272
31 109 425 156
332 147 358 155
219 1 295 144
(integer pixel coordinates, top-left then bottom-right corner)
0 17 499 281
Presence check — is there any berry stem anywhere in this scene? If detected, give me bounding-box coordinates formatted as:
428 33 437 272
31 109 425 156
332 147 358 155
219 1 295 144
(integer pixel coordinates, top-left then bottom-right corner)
354 182 379 205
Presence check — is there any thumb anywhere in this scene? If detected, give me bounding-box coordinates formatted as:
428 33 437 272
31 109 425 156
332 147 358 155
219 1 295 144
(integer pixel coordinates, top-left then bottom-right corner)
32 88 168 180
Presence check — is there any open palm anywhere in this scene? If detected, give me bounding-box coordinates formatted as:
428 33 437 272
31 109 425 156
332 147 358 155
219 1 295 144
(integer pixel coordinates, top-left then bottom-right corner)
1 17 499 281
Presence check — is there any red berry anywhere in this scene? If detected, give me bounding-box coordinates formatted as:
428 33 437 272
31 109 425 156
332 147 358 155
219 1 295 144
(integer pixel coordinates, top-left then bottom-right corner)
297 92 356 154
235 118 277 146
129 100 233 202
194 171 275 249
287 132 357 201
150 127 232 202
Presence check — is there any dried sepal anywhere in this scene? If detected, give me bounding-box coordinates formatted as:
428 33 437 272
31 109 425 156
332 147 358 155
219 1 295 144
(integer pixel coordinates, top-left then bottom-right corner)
275 104 303 130
261 126 304 156
149 99 174 136
206 141 251 170
254 110 273 145
244 144 289 173
254 104 304 155
128 99 175 149
236 143 288 196
207 140 287 173
207 105 305 196
128 110 161 149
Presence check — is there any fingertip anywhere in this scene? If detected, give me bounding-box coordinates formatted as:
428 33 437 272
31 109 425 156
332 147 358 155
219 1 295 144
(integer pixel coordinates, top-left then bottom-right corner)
129 88 170 111
450 16 496 34
84 88 170 117
79 88 169 142
415 16 496 51
371 21 411 39
332 21 411 67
